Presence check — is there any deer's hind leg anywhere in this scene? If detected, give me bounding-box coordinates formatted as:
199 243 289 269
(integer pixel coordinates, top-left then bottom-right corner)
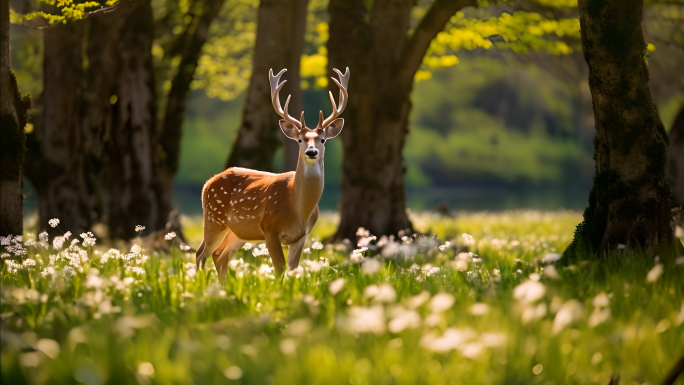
196 217 228 269
212 230 245 281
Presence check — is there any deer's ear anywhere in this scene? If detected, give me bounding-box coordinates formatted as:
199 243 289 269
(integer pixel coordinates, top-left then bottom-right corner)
280 120 300 141
324 118 344 139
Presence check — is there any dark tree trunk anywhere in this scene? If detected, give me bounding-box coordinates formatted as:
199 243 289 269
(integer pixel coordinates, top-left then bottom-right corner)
106 0 160 240
668 106 684 207
156 0 226 238
0 0 30 236
41 21 91 234
282 0 307 172
225 0 307 171
81 6 129 225
567 0 674 256
328 0 475 241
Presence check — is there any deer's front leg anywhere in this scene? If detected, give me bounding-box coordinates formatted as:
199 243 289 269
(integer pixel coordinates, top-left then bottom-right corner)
287 206 320 270
287 237 306 271
265 233 286 276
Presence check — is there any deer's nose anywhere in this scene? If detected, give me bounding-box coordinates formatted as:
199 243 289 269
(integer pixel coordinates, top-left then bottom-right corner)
305 148 318 158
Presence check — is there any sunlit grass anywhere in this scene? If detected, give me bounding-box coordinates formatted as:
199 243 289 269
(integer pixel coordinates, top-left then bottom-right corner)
2 211 683 385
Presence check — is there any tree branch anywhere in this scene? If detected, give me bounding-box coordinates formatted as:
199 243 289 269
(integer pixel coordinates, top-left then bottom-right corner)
397 0 476 87
20 3 120 30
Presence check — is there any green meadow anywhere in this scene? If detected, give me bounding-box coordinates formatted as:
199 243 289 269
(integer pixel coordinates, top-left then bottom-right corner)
2 211 683 385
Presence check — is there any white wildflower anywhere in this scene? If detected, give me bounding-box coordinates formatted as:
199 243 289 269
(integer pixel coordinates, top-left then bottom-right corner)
303 248 311 254
242 243 253 250
135 225 146 233
0 235 11 246
361 258 382 275
312 241 324 250
521 303 547 324
513 280 546 305
439 241 451 251
180 243 191 251
22 259 36 268
541 253 562 264
36 339 61 359
420 328 475 353
329 278 346 295
39 232 49 248
164 232 176 240
138 362 154 376
543 265 560 279
41 266 56 277
479 333 507 347
1 253 9 258
5 260 22 273
339 306 385 334
52 236 65 251
469 303 490 316
372 284 397 303
49 218 60 228
552 300 584 334
646 264 663 283
406 291 430 309
461 233 473 246
430 293 455 313
224 366 243 380
80 232 96 247
252 244 269 257
388 308 421 333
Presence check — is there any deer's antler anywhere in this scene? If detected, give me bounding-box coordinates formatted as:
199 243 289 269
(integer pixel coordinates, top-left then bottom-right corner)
319 67 350 129
269 68 303 130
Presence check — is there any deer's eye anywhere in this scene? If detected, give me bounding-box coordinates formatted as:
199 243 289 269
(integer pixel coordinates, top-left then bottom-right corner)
298 139 302 143
321 139 326 143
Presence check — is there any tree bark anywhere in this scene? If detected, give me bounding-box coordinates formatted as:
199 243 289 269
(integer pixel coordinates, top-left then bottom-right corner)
41 21 91 234
667 106 684 207
328 0 475 241
81 5 129 225
225 0 307 171
0 0 30 236
567 0 674 256
156 0 226 238
106 0 160 240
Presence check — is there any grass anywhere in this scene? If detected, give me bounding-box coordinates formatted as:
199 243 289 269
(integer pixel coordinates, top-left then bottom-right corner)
2 211 683 385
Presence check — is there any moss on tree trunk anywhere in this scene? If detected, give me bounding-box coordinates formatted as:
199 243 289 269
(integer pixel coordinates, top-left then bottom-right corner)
567 0 675 257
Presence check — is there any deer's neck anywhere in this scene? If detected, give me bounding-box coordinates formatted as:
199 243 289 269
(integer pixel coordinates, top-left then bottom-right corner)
292 156 324 220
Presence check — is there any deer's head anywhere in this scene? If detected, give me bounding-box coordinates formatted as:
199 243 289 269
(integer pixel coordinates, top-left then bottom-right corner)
270 68 349 164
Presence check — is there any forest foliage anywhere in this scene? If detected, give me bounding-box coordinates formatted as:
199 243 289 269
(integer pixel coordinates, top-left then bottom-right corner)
7 0 684 210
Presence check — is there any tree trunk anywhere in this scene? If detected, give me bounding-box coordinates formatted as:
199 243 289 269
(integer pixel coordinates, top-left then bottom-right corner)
81 6 129 225
156 0 226 239
41 21 91 234
225 0 307 171
567 0 674 256
282 0 307 172
668 106 684 207
0 0 30 236
106 0 160 240
328 0 474 240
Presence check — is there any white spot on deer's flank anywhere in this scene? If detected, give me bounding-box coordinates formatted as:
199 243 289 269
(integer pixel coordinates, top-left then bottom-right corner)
240 199 244 202
217 200 222 204
268 196 272 199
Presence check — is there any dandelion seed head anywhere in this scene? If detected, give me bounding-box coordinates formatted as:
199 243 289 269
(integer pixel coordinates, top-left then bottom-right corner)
49 218 60 228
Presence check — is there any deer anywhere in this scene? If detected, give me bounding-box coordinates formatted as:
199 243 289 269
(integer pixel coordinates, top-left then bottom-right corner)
195 67 349 279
